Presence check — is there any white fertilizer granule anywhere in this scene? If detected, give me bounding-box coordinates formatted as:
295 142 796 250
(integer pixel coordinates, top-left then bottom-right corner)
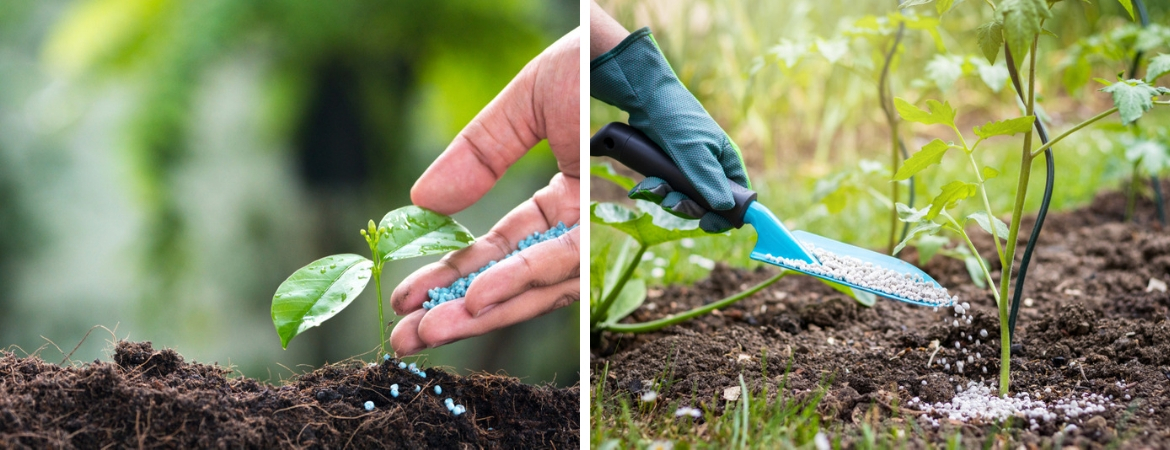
761 245 954 306
909 382 1113 427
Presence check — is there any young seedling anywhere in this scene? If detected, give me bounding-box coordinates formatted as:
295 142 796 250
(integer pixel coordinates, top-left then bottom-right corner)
271 206 474 355
893 0 1169 396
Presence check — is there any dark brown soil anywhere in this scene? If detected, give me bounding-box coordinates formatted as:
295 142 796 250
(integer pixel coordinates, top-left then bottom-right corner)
592 186 1170 448
0 341 578 449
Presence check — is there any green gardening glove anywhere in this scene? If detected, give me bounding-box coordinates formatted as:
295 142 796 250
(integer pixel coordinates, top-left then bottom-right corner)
591 27 751 233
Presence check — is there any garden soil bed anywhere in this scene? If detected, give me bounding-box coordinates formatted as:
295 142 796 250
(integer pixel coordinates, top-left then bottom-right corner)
0 341 578 449
593 186 1170 448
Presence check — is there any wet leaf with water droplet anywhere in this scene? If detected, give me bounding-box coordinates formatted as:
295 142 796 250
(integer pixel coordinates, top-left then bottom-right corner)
272 254 372 348
376 206 474 262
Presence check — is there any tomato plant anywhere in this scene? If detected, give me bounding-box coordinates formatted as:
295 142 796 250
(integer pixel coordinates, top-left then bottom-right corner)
893 0 1169 396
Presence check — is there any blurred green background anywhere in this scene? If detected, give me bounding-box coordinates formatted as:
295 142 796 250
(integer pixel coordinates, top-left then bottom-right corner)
0 0 578 386
591 0 1169 286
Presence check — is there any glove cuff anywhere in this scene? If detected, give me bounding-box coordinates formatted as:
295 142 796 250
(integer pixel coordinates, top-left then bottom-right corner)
590 27 652 71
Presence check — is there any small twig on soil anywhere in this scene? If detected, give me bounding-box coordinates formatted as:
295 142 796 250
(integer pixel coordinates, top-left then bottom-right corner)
890 348 909 361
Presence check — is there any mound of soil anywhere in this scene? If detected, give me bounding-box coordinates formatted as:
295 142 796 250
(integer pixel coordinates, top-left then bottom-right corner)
592 186 1170 448
1 341 578 449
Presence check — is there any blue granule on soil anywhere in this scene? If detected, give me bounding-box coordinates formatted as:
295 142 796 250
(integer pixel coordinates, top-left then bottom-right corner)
423 222 578 310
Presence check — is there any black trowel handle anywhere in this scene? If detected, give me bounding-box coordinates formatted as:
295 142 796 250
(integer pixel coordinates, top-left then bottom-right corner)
590 122 757 229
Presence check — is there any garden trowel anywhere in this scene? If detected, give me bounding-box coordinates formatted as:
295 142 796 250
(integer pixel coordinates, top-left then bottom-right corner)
591 122 951 307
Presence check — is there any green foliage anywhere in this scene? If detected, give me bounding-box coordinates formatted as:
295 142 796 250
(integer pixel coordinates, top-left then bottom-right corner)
1116 0 1135 21
894 98 956 127
978 20 1005 64
928 181 978 220
967 212 1011 238
272 254 373 349
599 278 647 329
974 116 1036 140
893 221 941 255
998 0 1051 68
271 206 472 351
589 200 709 328
590 201 710 247
812 159 889 214
1101 79 1164 124
1124 138 1170 175
936 0 956 16
894 139 951 181
376 206 475 262
591 161 637 191
1148 54 1170 84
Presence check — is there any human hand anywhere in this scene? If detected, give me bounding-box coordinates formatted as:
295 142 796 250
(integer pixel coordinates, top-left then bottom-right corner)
590 4 749 232
389 29 581 357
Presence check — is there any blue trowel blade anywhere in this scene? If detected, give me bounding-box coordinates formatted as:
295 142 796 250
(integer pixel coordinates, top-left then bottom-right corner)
742 201 950 307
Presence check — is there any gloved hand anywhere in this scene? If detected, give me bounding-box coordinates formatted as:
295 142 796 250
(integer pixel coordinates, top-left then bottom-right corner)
591 27 750 233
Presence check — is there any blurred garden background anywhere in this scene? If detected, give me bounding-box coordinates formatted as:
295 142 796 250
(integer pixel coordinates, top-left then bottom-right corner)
591 0 1170 288
0 0 578 386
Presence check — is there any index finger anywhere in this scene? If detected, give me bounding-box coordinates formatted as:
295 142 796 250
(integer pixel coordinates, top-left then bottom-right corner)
410 63 542 215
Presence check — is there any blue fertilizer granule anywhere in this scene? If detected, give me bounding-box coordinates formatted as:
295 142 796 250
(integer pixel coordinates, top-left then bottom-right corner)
423 222 578 310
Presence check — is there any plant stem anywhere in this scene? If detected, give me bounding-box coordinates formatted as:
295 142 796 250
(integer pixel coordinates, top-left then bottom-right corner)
945 215 1000 303
880 18 907 255
602 272 787 333
965 151 1006 268
590 245 647 327
1029 106 1119 158
996 36 1039 397
1126 159 1142 221
373 262 386 355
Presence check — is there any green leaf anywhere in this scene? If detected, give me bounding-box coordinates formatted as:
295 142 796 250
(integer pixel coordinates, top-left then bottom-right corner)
1146 54 1170 84
602 279 647 326
1126 139 1170 175
925 54 965 92
937 0 956 15
966 212 1010 238
982 166 1000 180
927 181 978 220
972 58 1009 93
916 235 951 266
1101 80 1160 125
1116 0 1135 20
894 139 950 181
590 201 709 246
974 115 1035 139
893 221 942 255
376 206 474 262
964 254 988 289
998 0 1052 68
817 278 877 307
272 254 373 349
897 203 931 223
812 172 851 214
894 98 957 127
589 240 612 304
977 20 1004 64
898 0 934 7
591 161 637 191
